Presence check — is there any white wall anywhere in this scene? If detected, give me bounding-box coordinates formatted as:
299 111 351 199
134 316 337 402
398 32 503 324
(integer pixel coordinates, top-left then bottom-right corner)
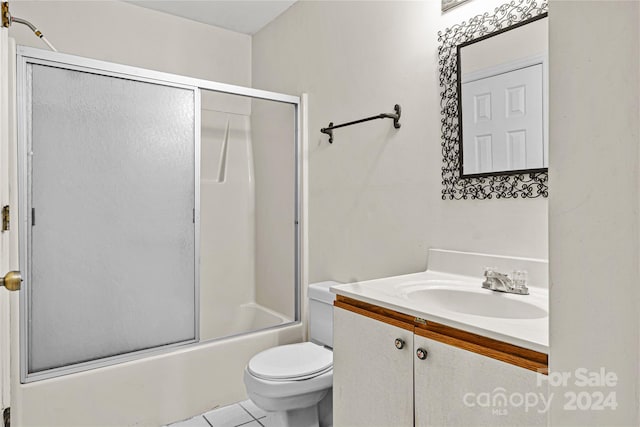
6 2 305 425
252 0 548 285
549 1 640 425
8 0 250 85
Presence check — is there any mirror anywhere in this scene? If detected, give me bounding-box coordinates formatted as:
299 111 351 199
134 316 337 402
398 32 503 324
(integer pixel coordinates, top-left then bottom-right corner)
458 14 548 177
438 0 548 200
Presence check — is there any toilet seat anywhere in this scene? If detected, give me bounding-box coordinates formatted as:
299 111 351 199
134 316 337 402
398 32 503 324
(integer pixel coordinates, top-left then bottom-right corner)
248 342 333 381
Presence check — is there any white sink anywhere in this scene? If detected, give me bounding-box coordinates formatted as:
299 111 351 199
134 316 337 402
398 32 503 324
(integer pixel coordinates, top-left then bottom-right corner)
330 252 550 352
401 285 547 320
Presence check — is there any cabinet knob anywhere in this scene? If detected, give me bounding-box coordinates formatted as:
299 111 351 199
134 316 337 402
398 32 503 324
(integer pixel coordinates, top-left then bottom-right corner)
394 338 405 350
416 348 428 360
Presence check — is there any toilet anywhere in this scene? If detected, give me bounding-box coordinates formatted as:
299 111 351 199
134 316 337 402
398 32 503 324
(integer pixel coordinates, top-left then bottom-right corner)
243 281 337 427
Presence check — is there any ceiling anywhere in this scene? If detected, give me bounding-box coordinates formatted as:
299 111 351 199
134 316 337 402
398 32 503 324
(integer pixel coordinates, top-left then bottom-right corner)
127 1 297 35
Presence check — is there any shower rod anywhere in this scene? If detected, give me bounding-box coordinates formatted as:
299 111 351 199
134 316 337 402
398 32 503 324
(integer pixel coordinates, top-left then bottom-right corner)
321 104 401 144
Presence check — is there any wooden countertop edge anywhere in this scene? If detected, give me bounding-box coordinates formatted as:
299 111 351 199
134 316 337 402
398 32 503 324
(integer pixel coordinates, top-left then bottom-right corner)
334 298 414 331
335 295 548 375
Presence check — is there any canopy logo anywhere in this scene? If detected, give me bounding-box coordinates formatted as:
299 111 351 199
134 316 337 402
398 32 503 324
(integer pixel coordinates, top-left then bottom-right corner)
462 387 551 415
462 368 618 416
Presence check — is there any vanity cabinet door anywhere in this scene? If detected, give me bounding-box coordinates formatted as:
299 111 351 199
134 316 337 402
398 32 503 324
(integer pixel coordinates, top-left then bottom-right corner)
413 334 548 427
333 307 414 427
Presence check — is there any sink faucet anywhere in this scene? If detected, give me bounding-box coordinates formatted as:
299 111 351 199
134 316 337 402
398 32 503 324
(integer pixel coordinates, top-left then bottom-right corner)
482 268 529 295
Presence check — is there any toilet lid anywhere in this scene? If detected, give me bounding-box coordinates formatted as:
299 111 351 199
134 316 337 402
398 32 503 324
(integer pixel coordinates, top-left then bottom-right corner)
248 342 333 381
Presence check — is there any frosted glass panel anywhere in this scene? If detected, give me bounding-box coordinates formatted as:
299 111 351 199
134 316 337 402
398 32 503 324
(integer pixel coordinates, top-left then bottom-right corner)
27 64 197 373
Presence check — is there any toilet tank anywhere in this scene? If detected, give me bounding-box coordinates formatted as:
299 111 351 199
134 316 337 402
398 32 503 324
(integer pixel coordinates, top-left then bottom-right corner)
308 281 337 348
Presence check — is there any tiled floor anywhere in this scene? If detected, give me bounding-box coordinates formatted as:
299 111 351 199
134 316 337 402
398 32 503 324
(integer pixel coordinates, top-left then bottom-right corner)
169 400 270 427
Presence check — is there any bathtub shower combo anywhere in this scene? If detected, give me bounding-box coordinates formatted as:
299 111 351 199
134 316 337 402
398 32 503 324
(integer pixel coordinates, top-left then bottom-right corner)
14 46 301 384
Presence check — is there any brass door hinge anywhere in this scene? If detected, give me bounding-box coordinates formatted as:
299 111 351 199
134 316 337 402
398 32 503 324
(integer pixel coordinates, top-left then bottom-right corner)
1 205 9 232
1 3 10 29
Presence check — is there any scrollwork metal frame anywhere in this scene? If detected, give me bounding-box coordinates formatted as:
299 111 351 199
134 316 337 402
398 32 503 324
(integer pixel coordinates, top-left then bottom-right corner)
438 0 548 200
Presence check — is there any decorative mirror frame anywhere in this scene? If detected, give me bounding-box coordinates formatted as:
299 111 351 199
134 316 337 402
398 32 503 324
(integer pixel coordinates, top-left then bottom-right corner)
438 0 549 200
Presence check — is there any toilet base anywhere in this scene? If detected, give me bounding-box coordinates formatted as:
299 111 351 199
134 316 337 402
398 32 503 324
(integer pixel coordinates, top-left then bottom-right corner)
259 390 332 427
317 390 333 427
264 405 319 427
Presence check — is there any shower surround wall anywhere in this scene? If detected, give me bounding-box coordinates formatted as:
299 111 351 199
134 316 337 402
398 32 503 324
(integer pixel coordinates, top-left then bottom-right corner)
7 2 304 426
200 92 295 340
200 94 258 341
251 98 297 320
252 0 548 284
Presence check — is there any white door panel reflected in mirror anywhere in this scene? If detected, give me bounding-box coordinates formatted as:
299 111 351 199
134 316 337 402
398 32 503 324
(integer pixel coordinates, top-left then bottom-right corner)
458 15 548 177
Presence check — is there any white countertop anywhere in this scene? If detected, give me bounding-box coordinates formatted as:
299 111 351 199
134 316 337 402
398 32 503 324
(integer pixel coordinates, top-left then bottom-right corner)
331 270 549 354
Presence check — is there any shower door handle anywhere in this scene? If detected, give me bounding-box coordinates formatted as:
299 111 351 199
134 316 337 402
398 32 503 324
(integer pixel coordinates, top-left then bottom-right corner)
0 271 22 291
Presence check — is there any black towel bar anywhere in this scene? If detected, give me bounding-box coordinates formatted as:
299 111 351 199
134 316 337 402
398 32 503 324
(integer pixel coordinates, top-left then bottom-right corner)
321 104 401 143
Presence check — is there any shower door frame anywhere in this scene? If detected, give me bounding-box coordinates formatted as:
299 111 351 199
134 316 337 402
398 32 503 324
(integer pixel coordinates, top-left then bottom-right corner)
14 46 302 383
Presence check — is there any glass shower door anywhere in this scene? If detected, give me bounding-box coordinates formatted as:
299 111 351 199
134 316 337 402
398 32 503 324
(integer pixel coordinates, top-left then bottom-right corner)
19 60 199 381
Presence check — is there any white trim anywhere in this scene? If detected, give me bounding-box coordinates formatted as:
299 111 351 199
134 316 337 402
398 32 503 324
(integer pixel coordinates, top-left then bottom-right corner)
461 53 547 84
542 55 549 168
300 93 309 340
0 28 12 412
194 88 202 344
15 47 27 385
17 46 300 105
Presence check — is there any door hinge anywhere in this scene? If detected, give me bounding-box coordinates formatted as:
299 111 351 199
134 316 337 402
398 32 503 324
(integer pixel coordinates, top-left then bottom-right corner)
1 205 9 232
1 3 10 29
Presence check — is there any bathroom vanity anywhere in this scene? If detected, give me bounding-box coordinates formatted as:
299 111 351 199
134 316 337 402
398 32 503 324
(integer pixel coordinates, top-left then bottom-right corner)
331 250 549 427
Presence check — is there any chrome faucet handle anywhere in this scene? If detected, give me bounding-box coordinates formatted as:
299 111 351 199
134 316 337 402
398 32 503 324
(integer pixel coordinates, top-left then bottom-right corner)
483 267 496 276
512 270 529 295
482 267 529 295
484 267 507 278
482 267 506 291
512 270 527 285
